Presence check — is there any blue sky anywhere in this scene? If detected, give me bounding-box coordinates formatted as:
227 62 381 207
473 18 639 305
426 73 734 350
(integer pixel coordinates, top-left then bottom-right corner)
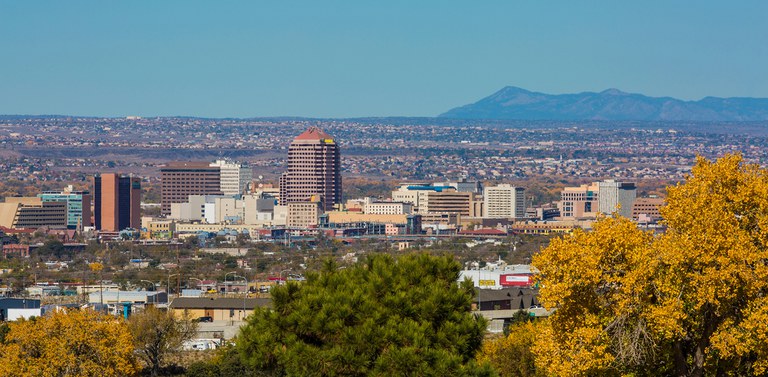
1 1 766 118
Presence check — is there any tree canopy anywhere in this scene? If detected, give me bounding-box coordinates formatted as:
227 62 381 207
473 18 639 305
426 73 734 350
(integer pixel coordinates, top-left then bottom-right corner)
0 308 139 377
236 253 492 376
128 306 198 377
533 154 768 376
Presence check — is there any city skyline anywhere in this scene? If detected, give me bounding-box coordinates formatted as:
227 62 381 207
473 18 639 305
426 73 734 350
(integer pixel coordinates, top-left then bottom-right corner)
2 1 767 118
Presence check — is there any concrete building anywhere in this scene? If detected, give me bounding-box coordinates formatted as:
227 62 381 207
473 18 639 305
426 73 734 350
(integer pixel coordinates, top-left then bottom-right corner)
365 201 413 215
243 194 278 225
632 196 665 223
38 185 91 230
287 200 323 228
88 290 168 305
423 189 476 217
558 182 600 220
279 127 342 211
207 197 246 224
170 195 209 222
210 160 252 195
484 184 526 219
169 297 271 322
0 197 68 229
598 180 637 218
392 184 464 214
436 178 483 193
391 186 429 212
94 173 141 231
325 212 410 225
161 162 222 216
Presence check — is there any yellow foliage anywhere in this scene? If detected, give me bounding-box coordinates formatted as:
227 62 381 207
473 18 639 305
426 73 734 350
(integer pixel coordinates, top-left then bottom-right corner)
478 321 542 377
532 154 768 376
0 308 139 377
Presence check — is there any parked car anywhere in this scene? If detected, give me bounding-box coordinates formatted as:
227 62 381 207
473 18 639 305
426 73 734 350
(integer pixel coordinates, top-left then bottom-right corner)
197 316 213 323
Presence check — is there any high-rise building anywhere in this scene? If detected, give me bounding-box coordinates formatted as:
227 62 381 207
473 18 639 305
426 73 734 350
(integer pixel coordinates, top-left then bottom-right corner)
210 160 252 195
160 162 222 216
598 180 636 218
94 173 141 231
279 127 342 211
38 185 91 230
483 184 526 219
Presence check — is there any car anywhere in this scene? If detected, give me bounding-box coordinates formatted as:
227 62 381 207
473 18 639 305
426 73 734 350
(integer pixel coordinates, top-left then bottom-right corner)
196 316 213 323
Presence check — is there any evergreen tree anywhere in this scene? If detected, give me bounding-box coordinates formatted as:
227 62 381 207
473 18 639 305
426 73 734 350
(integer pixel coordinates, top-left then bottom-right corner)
237 253 492 376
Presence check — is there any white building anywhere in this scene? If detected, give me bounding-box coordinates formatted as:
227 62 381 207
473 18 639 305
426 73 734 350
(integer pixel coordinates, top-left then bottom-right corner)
365 201 413 215
483 184 526 219
598 180 636 218
391 184 451 213
210 160 253 195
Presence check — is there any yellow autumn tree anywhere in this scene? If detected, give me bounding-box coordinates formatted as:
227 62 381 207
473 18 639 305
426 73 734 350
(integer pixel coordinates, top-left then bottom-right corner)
533 154 768 376
478 320 544 377
0 308 139 377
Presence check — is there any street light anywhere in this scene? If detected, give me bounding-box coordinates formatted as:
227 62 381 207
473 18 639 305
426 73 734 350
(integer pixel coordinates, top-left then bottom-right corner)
189 277 203 289
224 272 235 293
236 274 248 320
139 280 157 291
279 269 291 284
167 273 179 296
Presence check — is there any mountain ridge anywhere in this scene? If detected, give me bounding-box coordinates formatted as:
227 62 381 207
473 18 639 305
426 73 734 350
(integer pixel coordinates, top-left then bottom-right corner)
440 86 768 121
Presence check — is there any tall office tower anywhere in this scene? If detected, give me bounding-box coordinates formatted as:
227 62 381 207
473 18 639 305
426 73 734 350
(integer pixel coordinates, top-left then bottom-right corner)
210 160 253 195
483 184 526 219
94 173 141 231
160 162 222 216
38 185 92 230
279 127 342 211
598 180 637 218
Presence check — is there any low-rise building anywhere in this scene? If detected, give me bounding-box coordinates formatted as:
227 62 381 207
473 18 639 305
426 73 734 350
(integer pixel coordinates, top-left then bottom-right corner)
0 297 41 321
169 297 271 322
287 200 322 228
2 244 30 258
365 201 413 215
0 197 68 229
88 290 167 305
632 196 665 223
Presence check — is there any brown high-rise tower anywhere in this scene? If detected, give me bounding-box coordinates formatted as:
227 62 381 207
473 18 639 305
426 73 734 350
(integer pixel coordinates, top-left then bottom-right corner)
94 173 141 231
279 127 342 210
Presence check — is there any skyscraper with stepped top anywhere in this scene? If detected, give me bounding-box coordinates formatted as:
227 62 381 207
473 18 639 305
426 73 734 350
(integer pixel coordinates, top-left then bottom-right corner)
279 127 342 210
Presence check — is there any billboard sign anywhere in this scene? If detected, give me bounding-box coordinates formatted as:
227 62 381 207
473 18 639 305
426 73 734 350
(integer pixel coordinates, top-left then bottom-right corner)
500 274 534 287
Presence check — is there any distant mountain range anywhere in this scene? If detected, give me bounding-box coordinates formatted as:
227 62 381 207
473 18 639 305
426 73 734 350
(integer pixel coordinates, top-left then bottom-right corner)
439 87 768 121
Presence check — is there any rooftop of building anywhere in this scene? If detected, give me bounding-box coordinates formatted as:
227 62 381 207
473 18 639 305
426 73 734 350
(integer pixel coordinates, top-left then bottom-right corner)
169 297 272 310
162 161 218 169
293 126 334 142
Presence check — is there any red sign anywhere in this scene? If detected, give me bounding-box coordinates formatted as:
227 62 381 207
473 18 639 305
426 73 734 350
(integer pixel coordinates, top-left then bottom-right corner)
500 274 533 287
